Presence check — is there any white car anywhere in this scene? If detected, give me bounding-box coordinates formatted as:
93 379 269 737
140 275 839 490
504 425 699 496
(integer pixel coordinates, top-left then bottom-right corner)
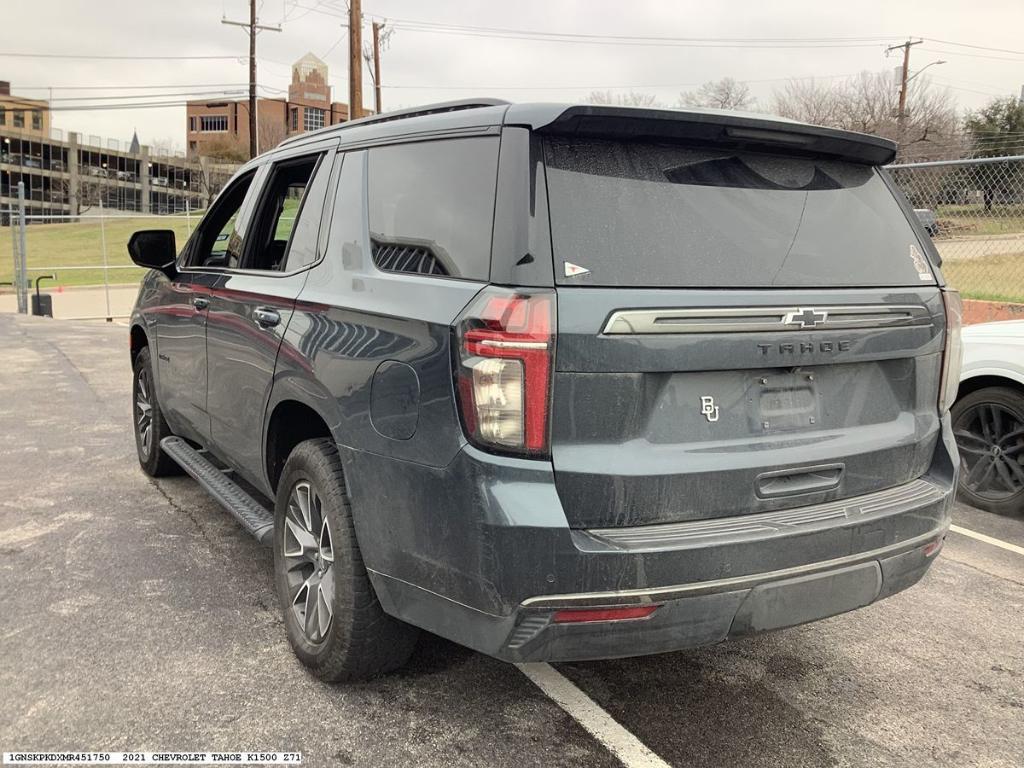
953 320 1024 515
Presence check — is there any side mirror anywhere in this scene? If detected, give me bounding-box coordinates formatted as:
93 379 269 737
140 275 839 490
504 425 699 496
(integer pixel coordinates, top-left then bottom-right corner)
128 230 177 278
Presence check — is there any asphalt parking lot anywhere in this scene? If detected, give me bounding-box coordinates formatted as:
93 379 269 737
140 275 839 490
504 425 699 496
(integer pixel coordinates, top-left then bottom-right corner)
1 313 1022 768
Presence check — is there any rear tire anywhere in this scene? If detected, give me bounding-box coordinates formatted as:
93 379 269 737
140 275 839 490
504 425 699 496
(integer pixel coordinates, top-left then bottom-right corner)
951 386 1024 516
273 438 418 681
132 347 181 477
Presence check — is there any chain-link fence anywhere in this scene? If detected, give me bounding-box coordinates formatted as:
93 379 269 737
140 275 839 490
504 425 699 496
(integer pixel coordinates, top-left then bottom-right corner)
6 153 1024 319
888 156 1024 304
3 180 204 320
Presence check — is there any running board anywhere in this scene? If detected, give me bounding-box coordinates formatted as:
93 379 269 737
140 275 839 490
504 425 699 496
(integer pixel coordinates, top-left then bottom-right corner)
160 436 275 546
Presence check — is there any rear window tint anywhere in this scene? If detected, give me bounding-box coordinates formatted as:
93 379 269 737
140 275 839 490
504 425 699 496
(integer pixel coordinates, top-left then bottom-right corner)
544 138 935 288
368 137 499 281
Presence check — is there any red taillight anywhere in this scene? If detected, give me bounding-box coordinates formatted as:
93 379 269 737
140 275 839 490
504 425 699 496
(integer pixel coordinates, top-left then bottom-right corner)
923 536 945 558
552 606 659 624
455 288 555 457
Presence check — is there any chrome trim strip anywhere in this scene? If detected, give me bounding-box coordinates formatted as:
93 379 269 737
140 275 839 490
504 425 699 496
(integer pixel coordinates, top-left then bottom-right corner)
601 304 930 335
477 339 549 350
519 526 948 609
588 478 943 548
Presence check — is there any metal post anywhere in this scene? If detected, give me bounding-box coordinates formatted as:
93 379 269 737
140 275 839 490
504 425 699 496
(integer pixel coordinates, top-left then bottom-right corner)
98 198 112 321
185 196 192 237
10 202 21 313
17 182 28 314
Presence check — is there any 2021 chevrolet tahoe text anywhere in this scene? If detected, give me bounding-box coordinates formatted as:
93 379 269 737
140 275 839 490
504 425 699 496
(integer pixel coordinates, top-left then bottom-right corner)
128 101 961 680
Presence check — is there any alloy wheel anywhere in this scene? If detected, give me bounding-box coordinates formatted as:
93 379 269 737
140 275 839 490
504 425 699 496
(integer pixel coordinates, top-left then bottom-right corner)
282 479 336 643
954 402 1024 501
135 367 153 459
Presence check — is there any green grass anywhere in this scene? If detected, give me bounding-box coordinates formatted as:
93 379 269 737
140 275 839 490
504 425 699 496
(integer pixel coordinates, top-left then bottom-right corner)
0 214 200 289
2 198 1022 304
934 204 1024 237
0 199 303 289
942 251 1024 303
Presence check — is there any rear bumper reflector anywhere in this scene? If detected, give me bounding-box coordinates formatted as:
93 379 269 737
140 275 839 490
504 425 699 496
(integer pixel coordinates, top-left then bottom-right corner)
552 606 659 624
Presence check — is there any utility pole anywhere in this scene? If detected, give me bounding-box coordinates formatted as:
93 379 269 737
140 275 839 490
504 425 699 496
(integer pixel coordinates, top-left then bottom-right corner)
372 21 383 114
223 1 280 159
349 0 363 120
886 38 923 150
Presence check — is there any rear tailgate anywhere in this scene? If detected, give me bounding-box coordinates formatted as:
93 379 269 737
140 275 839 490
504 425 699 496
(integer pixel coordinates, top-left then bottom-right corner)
542 137 945 529
551 287 944 528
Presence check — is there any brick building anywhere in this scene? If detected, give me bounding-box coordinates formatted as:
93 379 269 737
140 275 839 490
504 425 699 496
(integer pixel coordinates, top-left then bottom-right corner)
186 53 350 156
0 81 50 139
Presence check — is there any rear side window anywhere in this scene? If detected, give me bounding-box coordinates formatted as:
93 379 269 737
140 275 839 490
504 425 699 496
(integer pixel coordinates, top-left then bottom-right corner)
368 137 499 281
242 152 331 272
544 138 935 288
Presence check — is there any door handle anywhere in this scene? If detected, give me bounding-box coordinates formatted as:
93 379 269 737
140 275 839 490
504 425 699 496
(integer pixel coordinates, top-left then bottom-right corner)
253 307 281 328
755 464 844 499
192 296 209 311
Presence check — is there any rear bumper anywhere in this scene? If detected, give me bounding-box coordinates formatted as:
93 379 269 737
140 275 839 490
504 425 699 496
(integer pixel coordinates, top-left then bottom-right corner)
355 417 957 663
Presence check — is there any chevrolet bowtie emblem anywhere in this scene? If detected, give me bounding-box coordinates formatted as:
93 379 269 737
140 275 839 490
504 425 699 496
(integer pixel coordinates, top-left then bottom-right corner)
783 308 828 328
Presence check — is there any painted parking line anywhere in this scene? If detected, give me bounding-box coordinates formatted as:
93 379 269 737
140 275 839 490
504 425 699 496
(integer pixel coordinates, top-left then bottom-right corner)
517 662 671 768
950 524 1024 557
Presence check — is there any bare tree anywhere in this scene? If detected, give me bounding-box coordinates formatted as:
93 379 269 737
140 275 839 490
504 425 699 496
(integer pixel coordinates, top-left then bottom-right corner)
771 71 962 161
679 78 754 111
196 137 249 163
586 90 662 107
769 78 846 127
258 111 287 153
148 137 181 159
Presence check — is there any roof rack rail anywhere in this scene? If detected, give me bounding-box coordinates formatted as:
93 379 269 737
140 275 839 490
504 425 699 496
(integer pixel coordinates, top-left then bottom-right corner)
278 98 510 147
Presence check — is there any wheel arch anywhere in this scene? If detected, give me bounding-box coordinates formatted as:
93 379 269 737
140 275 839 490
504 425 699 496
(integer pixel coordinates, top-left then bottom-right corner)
264 397 335 494
956 372 1024 402
129 323 149 364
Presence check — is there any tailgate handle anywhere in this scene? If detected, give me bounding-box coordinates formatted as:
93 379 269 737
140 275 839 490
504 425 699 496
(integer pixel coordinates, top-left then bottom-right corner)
755 464 844 499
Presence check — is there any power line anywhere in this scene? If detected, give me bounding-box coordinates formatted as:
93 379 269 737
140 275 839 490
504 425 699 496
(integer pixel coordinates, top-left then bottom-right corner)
15 83 252 91
923 38 1024 56
380 73 867 91
930 79 1015 98
45 90 247 102
287 0 346 20
286 6 902 48
0 51 242 61
1 87 296 113
377 16 903 45
388 25 894 49
919 47 1024 62
29 101 210 112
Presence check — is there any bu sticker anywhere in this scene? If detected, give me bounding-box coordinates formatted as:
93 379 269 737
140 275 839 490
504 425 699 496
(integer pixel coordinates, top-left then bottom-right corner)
700 395 720 423
564 261 590 278
909 244 931 281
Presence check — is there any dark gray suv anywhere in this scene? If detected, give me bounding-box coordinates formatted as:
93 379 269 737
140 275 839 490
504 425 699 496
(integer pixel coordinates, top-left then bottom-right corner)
128 100 961 681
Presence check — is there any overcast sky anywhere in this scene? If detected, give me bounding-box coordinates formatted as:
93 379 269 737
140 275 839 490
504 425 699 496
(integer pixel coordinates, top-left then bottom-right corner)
5 0 1024 150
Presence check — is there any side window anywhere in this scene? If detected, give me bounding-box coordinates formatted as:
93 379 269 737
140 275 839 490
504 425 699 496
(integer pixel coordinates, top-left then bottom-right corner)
242 152 329 272
367 137 499 280
188 170 257 269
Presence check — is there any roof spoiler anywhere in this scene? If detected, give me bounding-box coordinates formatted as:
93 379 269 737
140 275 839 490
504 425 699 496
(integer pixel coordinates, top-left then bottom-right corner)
532 106 896 166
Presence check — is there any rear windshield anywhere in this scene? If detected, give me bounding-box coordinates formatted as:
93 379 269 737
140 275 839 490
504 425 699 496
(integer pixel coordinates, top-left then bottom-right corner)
543 138 935 288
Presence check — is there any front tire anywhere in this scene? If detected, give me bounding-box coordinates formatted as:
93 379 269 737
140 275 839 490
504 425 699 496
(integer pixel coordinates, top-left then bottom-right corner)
952 386 1024 516
273 438 419 681
132 347 181 477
